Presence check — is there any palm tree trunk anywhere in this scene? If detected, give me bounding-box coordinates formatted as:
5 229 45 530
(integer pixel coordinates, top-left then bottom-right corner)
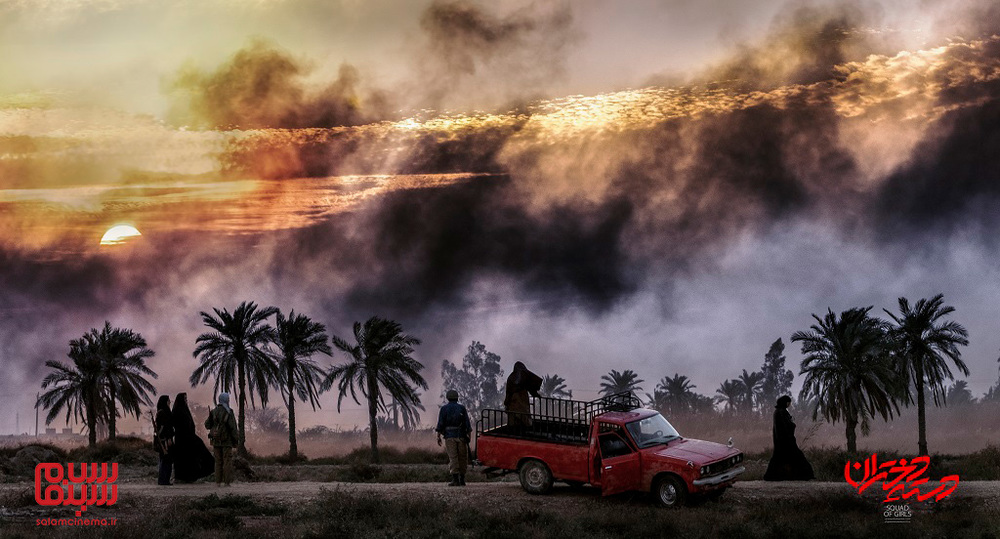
237 355 247 457
392 397 399 430
916 360 928 455
108 386 117 441
845 416 858 454
368 375 380 464
287 356 297 460
86 397 97 447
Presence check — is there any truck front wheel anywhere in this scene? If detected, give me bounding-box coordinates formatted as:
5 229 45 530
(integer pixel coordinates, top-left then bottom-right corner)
519 460 553 495
652 475 687 508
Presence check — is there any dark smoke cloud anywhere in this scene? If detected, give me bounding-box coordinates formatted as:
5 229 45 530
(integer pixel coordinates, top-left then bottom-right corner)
699 2 894 91
316 178 634 316
871 80 1000 244
7 4 1000 432
166 39 390 130
411 0 575 110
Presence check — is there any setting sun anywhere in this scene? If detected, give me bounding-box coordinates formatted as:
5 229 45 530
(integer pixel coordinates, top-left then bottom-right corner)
100 224 142 246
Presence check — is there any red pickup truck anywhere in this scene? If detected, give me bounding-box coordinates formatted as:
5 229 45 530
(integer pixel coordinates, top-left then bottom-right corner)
476 393 745 507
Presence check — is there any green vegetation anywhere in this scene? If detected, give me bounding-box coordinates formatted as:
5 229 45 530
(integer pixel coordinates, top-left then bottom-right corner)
191 301 281 457
322 317 427 464
884 294 970 456
599 369 645 397
272 309 332 461
441 341 505 420
539 374 572 399
36 323 158 447
794 307 900 453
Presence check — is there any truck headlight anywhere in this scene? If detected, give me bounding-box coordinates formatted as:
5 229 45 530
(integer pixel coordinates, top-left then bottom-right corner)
700 466 708 475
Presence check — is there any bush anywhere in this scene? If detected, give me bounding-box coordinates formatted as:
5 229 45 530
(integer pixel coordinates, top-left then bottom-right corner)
342 462 381 482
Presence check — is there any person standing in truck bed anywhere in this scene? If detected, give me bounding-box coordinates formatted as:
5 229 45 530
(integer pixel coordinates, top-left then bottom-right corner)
436 390 472 486
504 361 542 430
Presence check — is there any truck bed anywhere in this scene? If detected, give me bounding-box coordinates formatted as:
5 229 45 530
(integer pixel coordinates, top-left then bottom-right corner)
476 430 591 483
480 418 590 445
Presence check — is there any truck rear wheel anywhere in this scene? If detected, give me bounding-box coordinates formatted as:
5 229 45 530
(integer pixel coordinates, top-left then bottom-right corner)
652 475 686 508
519 460 553 495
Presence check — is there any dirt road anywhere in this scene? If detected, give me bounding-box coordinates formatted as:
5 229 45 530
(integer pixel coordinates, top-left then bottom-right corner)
6 479 998 509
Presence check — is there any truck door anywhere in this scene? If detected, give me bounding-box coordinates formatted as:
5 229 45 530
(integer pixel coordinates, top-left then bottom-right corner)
597 431 641 496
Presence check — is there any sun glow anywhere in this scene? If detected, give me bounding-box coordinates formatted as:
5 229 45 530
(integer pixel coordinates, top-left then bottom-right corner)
100 224 142 246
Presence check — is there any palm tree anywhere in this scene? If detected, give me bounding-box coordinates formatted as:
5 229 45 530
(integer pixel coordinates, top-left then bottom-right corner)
793 307 900 453
385 393 426 431
322 317 427 463
539 374 572 399
945 380 975 406
80 322 157 440
599 369 644 397
272 310 332 460
736 369 764 414
714 379 743 414
191 301 279 456
36 340 106 447
657 373 697 415
884 294 969 455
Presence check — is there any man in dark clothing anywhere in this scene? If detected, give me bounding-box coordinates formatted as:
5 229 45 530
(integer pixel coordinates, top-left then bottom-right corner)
205 393 239 486
154 395 175 486
504 361 542 429
764 395 815 481
436 390 471 486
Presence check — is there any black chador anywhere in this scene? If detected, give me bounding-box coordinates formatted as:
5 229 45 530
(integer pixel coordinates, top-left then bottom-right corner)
171 393 215 483
763 396 815 481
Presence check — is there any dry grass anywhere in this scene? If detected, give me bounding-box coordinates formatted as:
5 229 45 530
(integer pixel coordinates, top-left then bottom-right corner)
2 488 997 539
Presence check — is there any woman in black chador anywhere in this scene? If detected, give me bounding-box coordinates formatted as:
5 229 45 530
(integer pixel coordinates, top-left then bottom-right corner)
154 395 174 485
504 361 542 429
171 393 215 483
763 395 815 481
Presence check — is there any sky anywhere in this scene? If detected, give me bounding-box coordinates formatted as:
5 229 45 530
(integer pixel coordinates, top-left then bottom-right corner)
2 0 1000 435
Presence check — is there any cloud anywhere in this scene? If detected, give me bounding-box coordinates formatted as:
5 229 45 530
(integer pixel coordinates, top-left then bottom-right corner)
410 0 576 110
166 39 389 130
5 5 1000 434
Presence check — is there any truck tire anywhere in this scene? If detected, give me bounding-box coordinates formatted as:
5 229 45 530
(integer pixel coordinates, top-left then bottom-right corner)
652 475 686 508
519 460 553 495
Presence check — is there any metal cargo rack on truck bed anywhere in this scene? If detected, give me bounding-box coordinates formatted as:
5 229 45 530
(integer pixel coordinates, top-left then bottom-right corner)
476 392 643 445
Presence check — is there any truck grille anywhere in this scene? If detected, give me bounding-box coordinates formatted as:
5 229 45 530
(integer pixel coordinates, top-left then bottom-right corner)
703 453 743 477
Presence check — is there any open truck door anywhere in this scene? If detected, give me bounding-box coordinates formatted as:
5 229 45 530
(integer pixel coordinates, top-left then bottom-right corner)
597 430 641 496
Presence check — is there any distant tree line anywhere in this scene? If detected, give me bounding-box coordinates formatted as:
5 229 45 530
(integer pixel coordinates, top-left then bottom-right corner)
36 293 999 461
590 294 996 456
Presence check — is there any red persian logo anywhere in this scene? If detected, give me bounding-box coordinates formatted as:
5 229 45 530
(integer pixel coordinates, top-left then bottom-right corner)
844 454 959 503
35 463 119 516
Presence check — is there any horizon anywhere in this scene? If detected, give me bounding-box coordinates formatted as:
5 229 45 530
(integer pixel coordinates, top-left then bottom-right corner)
2 0 1000 449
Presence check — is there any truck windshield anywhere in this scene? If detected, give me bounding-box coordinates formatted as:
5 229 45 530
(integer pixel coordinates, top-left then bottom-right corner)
626 414 681 448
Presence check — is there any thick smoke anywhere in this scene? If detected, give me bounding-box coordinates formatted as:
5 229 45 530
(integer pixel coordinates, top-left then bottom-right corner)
5 2 1000 436
166 39 389 130
871 80 1000 243
413 0 575 110
707 3 885 90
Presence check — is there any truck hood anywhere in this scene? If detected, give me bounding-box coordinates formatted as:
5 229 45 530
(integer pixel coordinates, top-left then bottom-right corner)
650 438 735 463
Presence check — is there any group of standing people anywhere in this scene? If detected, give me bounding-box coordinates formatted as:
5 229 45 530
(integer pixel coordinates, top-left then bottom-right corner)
154 392 239 486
